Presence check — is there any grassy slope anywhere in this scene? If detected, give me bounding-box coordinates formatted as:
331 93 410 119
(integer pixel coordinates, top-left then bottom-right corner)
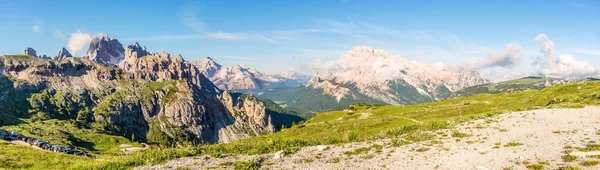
2 82 600 169
452 76 560 97
260 85 386 114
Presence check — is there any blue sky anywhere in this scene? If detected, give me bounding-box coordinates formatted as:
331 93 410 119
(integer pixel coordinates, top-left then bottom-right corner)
0 0 598 78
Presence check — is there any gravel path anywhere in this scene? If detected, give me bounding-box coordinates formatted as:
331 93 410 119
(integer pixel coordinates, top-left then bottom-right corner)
138 107 600 170
123 143 150 154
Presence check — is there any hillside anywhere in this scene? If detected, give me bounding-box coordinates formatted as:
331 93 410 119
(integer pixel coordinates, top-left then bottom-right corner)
4 81 597 169
451 76 565 98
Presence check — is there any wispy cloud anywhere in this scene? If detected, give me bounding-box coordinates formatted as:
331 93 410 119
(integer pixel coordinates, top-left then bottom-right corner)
30 17 42 33
130 2 275 43
178 1 206 32
32 25 41 32
569 2 591 8
53 29 67 39
125 32 276 43
574 49 600 56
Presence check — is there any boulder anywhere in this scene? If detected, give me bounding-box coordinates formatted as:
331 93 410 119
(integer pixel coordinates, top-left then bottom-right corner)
273 151 285 159
316 145 330 151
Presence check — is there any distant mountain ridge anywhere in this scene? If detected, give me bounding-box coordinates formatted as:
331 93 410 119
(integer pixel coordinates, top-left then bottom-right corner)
451 76 600 98
189 57 309 94
261 46 488 112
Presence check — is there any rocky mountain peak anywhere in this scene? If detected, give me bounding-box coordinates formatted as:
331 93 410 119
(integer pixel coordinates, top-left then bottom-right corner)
305 75 352 102
86 34 125 65
102 33 110 41
345 46 389 59
193 57 222 78
237 64 251 70
124 42 149 60
24 47 37 57
304 46 488 104
55 47 73 60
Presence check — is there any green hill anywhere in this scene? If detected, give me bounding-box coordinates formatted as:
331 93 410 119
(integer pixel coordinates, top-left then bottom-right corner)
451 76 563 98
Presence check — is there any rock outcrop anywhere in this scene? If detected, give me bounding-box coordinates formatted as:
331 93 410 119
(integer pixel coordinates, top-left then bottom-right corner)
24 47 37 57
55 47 73 60
86 34 125 65
0 42 278 144
39 54 51 59
124 42 149 60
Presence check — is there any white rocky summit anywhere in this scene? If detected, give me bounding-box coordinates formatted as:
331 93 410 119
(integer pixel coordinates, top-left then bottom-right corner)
86 34 125 65
305 46 488 104
190 57 308 93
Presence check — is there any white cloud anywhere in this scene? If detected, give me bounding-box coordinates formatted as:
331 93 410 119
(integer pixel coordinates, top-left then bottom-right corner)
534 34 554 58
303 59 340 76
539 54 599 79
464 43 522 71
533 34 599 79
67 29 102 56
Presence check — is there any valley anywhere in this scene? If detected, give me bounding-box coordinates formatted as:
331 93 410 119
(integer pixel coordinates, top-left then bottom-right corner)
0 2 598 169
1 75 599 169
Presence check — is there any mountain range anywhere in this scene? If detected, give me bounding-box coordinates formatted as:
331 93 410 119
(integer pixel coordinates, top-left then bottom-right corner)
0 35 303 145
452 76 600 98
189 57 308 95
259 46 489 112
4 34 587 146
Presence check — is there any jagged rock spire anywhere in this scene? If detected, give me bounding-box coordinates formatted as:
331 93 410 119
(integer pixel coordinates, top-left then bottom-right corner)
55 47 73 60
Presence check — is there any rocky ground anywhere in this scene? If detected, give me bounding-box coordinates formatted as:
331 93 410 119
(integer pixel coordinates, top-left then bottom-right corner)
138 107 600 170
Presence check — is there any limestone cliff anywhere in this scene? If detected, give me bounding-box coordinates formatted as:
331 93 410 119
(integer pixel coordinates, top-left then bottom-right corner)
0 51 276 144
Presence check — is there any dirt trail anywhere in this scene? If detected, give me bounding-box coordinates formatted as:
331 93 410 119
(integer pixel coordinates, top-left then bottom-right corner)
137 107 600 170
123 143 150 154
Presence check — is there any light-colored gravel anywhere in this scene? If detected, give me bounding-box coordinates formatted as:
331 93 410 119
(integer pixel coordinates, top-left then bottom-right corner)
137 107 600 170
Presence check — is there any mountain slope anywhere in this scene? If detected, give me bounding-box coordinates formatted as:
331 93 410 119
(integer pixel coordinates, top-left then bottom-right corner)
266 46 487 112
451 76 565 97
260 76 387 114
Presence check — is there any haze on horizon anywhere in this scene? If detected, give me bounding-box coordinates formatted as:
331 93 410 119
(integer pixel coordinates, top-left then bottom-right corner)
0 0 598 82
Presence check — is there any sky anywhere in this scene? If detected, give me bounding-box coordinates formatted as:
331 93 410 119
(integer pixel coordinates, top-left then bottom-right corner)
0 0 598 81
